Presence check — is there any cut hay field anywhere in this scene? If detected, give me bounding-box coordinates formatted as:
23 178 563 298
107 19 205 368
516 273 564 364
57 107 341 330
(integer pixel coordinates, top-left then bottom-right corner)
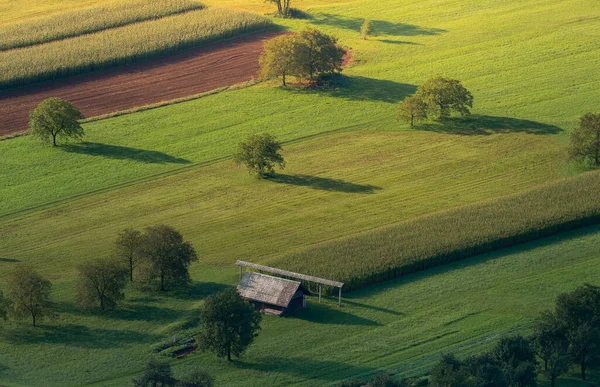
0 7 273 89
1 0 600 385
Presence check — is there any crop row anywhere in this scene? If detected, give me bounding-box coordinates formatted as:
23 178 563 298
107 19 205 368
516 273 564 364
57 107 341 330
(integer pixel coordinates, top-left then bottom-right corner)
271 171 600 292
0 0 204 51
0 7 274 89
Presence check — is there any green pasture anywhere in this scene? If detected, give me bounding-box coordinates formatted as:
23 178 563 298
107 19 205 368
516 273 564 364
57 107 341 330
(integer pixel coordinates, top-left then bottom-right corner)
1 0 600 385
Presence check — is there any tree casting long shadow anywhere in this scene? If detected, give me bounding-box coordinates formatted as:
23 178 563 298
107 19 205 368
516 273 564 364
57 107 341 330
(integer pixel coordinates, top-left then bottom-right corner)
416 115 563 135
61 142 191 164
270 173 381 194
297 75 417 104
311 13 446 36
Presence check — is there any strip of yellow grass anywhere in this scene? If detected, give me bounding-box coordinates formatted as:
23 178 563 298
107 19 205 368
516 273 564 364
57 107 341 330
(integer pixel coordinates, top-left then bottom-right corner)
0 0 204 51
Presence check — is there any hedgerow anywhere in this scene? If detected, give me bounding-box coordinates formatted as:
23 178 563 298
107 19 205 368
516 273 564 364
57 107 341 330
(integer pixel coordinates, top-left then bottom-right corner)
271 171 600 291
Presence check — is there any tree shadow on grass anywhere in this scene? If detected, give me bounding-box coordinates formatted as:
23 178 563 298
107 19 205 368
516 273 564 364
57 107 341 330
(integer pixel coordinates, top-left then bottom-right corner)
61 142 191 164
293 302 382 326
236 355 378 381
298 75 417 104
54 300 184 323
0 258 19 263
379 39 422 45
269 173 381 194
416 115 563 135
3 324 159 349
170 281 231 300
311 13 446 36
341 299 404 317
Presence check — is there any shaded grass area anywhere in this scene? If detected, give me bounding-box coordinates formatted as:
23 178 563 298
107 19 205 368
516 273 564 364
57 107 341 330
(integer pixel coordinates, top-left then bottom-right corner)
2 224 600 386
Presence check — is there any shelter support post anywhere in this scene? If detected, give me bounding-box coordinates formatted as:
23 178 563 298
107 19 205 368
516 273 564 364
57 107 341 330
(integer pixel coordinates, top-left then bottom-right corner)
239 266 243 281
338 287 342 307
319 284 322 303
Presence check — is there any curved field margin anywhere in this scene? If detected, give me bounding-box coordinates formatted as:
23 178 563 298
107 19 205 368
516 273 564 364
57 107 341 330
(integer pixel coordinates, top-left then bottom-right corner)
0 31 281 137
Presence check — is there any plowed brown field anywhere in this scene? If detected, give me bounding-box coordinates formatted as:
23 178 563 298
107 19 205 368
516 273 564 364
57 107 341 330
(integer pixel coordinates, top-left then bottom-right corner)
0 30 281 137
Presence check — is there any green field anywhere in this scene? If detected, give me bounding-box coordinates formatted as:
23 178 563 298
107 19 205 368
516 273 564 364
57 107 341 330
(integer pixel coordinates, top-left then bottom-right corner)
1 0 600 385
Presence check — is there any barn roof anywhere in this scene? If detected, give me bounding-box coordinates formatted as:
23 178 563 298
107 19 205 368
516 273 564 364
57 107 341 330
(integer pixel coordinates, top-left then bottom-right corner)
237 272 303 308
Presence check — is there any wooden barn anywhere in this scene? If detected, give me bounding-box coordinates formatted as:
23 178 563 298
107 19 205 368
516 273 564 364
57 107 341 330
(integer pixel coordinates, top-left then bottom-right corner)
237 271 311 316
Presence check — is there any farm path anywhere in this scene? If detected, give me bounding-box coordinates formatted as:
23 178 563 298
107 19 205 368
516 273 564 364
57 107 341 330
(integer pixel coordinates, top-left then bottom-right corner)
0 30 281 137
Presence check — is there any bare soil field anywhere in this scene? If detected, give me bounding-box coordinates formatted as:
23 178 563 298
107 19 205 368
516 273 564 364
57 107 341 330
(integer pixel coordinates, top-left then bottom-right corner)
0 30 280 137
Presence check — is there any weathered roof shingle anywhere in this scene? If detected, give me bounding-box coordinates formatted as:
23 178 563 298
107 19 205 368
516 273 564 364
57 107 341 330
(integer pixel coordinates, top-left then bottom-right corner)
237 272 301 308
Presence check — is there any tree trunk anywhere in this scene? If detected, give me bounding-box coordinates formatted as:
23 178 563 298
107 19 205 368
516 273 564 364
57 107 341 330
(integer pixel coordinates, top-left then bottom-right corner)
551 375 556 387
32 312 36 327
410 114 414 127
100 296 105 311
282 73 286 86
227 347 231 361
129 256 133 282
52 133 57 147
544 359 548 371
160 272 165 291
581 360 586 380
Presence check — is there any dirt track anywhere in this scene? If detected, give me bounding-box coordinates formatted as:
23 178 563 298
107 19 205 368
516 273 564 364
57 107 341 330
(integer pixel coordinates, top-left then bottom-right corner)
0 31 281 137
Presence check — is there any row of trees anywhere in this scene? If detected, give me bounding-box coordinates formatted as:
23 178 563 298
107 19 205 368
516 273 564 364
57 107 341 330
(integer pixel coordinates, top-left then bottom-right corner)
431 283 600 386
0 225 197 326
259 28 346 86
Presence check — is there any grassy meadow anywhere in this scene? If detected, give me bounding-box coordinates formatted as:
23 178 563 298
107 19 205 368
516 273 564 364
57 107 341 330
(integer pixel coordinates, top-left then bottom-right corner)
0 7 273 89
1 0 600 385
0 0 204 51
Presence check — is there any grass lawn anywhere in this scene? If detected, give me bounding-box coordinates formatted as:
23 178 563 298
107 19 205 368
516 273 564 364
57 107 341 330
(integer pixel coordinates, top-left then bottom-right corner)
2 223 600 386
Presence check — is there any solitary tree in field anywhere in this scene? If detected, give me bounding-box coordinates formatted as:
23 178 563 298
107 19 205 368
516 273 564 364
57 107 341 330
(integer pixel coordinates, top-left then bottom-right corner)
29 97 84 146
533 311 571 387
554 284 600 380
398 95 428 127
259 35 298 86
176 370 215 387
132 359 177 387
7 265 54 327
265 0 291 17
116 228 143 282
361 19 374 40
139 225 198 291
77 258 128 311
234 133 285 178
197 288 262 361
416 76 473 119
294 28 346 83
570 113 600 166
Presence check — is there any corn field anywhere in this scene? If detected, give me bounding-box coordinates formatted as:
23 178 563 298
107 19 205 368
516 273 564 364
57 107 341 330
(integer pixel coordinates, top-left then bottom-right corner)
0 0 204 51
271 171 600 292
0 7 274 89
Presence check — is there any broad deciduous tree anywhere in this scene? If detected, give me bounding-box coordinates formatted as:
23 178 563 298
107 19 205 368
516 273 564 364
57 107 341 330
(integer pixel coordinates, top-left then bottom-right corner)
234 133 285 178
570 113 600 166
259 35 298 86
77 258 128 311
140 225 198 291
398 95 428 127
491 335 538 387
197 288 262 361
416 76 473 119
176 370 214 387
28 97 84 146
430 353 470 386
116 228 143 282
132 359 177 387
7 265 53 327
533 311 571 387
294 28 346 83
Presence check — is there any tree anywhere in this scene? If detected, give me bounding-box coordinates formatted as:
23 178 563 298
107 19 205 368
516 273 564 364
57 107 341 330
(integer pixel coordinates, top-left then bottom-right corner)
398 95 428 127
234 133 285 178
116 228 143 282
259 35 298 86
132 359 177 387
7 265 53 327
77 258 128 311
415 77 473 119
139 225 198 291
464 353 506 387
569 113 600 166
361 19 374 40
294 28 346 83
265 0 291 17
197 288 262 361
533 311 571 387
554 283 600 380
28 97 84 147
430 353 471 387
176 370 214 387
491 335 537 387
